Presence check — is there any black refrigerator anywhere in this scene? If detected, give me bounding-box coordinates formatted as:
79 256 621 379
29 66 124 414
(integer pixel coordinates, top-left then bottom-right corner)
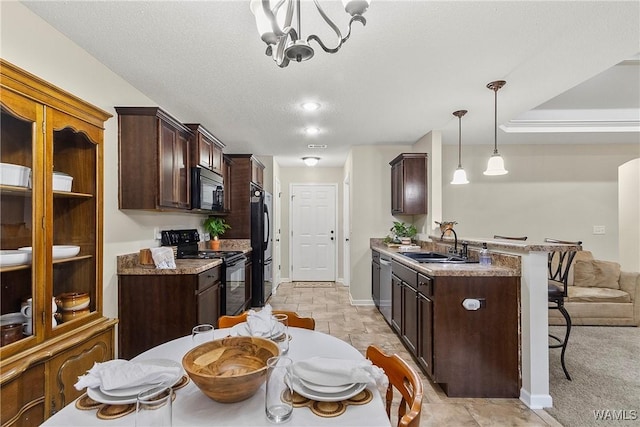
250 184 272 306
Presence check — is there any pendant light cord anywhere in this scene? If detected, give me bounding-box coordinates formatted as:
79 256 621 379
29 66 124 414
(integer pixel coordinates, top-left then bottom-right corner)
458 115 463 167
493 87 499 154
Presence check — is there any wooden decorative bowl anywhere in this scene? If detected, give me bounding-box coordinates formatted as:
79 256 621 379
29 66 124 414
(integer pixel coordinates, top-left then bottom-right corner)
182 336 280 403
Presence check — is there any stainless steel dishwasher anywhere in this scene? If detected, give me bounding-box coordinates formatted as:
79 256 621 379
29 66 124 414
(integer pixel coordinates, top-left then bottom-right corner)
379 256 392 324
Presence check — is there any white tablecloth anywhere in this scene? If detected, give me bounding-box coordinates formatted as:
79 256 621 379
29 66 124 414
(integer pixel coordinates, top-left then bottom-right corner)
41 327 391 427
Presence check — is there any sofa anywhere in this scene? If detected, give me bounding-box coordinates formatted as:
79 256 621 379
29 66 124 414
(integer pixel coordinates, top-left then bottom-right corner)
548 251 640 326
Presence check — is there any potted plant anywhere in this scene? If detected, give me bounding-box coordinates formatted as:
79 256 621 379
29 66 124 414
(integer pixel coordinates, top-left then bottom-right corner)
390 221 417 245
203 217 231 250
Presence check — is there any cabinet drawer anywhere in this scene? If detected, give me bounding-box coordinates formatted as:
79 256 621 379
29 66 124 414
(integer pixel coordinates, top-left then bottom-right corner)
198 266 221 292
1 363 45 427
392 260 417 287
418 273 433 297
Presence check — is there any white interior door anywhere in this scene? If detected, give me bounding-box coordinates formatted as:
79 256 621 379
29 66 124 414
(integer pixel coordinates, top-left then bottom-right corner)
291 184 337 281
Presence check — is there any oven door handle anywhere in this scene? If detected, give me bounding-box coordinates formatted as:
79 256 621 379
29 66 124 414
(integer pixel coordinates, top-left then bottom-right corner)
226 260 243 268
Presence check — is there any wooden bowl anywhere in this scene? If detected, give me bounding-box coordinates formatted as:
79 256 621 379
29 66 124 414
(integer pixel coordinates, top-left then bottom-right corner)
182 336 279 403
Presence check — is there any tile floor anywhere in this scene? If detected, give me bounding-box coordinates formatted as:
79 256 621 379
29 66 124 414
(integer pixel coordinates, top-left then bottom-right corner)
268 282 563 427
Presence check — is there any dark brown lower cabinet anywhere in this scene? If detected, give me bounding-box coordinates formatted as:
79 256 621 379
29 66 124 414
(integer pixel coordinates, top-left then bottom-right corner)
391 275 402 334
401 283 418 355
390 259 520 398
118 266 221 359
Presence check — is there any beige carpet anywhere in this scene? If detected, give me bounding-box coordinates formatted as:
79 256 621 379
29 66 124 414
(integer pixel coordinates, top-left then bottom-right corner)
292 282 335 288
546 325 640 426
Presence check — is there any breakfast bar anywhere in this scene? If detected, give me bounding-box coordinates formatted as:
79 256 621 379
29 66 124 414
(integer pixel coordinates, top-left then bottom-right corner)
371 236 582 409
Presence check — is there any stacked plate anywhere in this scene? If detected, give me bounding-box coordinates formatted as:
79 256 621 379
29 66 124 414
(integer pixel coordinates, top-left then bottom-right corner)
86 359 183 405
290 375 366 402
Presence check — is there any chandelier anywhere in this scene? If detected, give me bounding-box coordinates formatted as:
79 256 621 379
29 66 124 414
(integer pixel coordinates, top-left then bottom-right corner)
250 0 371 68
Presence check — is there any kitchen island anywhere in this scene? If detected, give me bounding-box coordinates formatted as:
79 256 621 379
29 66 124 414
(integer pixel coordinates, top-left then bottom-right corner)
371 236 581 409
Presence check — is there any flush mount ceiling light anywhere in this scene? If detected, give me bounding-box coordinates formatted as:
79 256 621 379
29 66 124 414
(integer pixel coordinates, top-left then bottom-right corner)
302 102 321 111
302 156 320 167
484 80 509 176
250 0 371 68
451 110 469 185
304 127 320 136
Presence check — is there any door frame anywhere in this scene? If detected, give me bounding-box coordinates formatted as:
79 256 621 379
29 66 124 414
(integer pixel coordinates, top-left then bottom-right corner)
342 174 351 287
289 183 338 282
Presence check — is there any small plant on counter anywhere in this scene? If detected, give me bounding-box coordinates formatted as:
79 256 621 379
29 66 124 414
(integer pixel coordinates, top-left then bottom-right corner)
389 221 417 243
203 217 231 250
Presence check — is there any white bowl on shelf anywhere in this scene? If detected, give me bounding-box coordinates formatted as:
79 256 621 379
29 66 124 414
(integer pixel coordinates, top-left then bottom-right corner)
0 163 31 188
18 245 80 259
53 172 73 192
0 250 32 267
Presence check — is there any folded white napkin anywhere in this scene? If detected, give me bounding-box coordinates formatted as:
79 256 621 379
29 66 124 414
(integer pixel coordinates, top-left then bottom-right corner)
247 304 278 337
292 357 388 387
74 359 181 391
150 247 176 269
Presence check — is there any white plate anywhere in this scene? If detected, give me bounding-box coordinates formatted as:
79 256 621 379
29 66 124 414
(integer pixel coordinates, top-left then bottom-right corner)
18 245 80 259
292 376 367 402
88 359 182 403
230 321 285 339
298 378 355 394
0 250 31 267
0 312 26 326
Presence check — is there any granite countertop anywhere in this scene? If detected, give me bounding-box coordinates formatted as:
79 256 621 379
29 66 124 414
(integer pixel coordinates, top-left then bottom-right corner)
118 255 223 275
428 234 582 253
370 240 519 277
117 241 251 275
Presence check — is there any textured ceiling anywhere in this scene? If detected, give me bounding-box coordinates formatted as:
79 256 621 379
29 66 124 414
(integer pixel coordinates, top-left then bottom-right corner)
22 1 640 167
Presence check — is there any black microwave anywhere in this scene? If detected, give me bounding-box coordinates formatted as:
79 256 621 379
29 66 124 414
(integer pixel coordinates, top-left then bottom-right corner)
191 167 224 212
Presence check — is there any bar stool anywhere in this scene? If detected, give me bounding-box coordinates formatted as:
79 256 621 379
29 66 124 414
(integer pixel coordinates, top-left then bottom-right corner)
545 238 581 380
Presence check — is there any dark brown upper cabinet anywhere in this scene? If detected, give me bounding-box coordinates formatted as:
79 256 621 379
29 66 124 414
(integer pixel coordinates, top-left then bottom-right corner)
116 107 192 211
390 153 428 215
185 123 225 175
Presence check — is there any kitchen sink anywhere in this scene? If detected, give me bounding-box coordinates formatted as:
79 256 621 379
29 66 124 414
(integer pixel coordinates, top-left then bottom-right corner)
399 251 476 264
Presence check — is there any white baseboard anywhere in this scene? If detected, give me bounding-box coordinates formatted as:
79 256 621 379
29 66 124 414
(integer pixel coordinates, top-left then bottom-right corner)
520 388 553 409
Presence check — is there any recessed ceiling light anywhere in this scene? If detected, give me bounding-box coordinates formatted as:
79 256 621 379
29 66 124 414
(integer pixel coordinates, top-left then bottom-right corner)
301 102 320 111
304 127 320 136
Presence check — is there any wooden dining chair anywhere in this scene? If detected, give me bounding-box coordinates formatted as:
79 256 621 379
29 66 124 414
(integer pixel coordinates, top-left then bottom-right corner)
366 345 423 427
218 310 315 330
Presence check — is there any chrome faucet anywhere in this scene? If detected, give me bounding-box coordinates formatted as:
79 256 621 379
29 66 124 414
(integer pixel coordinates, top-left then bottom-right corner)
441 228 458 255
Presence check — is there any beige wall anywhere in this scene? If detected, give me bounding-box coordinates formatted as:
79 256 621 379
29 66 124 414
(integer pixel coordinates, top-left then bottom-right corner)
619 158 640 271
441 142 640 261
347 145 412 303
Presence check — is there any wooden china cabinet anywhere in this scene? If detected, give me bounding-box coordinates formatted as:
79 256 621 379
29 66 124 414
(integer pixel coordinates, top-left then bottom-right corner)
0 59 116 426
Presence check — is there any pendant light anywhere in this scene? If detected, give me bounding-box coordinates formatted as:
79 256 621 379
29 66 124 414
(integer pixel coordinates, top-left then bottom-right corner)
451 110 469 185
483 80 508 176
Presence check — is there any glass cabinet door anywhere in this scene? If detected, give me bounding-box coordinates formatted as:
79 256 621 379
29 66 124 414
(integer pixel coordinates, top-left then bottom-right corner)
48 109 102 335
0 91 42 352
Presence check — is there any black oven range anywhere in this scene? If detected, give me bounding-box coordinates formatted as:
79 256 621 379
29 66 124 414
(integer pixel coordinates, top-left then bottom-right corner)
160 229 249 316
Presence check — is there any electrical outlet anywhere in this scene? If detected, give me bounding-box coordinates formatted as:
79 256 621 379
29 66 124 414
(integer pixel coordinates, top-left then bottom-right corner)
593 225 606 235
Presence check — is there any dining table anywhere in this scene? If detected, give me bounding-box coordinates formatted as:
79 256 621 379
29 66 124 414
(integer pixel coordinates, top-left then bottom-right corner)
41 326 392 427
